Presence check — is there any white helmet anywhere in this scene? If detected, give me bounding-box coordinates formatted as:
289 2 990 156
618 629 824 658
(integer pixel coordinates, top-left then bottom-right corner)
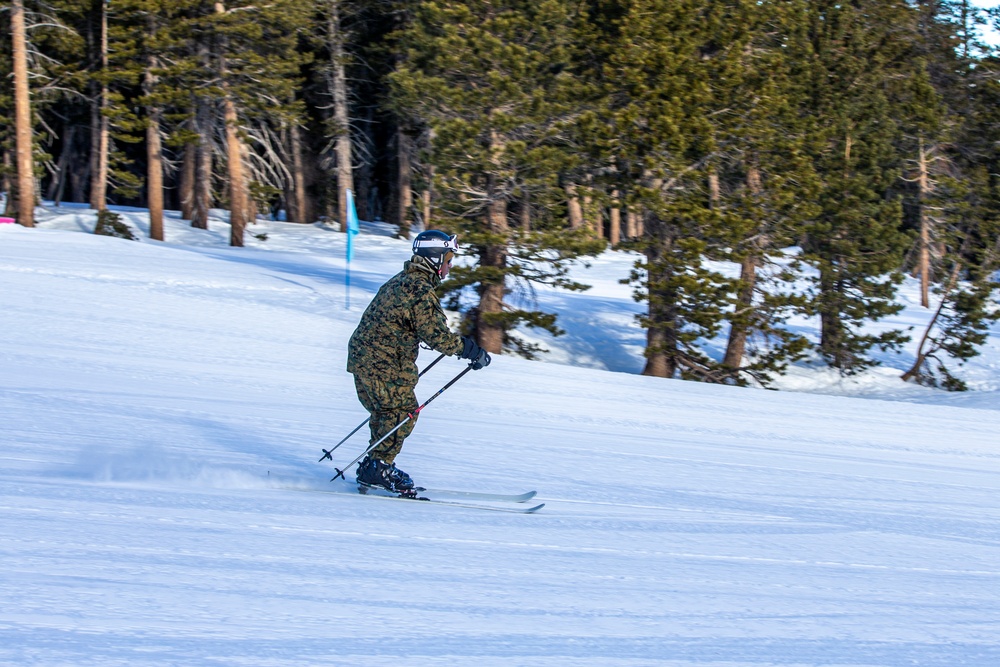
412 230 459 272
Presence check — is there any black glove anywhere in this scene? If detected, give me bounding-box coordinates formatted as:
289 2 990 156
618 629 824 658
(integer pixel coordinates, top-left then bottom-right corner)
460 335 492 370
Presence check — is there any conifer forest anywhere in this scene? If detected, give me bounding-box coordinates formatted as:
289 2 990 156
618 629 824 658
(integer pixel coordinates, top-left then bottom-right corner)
3 0 1000 389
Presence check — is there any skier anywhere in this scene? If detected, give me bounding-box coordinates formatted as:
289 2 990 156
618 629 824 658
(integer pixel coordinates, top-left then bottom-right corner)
346 230 492 493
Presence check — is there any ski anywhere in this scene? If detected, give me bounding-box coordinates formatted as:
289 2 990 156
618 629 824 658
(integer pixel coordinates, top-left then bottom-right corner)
370 492 544 514
274 483 544 514
412 487 537 503
358 484 545 513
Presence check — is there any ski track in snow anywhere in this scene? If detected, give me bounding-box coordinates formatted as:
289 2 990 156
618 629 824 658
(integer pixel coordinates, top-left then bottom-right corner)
2 210 1000 666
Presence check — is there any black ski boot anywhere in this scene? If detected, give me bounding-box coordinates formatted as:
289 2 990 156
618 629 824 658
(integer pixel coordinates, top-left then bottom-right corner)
356 455 416 495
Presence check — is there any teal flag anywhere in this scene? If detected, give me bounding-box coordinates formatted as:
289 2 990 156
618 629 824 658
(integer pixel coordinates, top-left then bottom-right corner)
346 189 360 261
345 190 360 309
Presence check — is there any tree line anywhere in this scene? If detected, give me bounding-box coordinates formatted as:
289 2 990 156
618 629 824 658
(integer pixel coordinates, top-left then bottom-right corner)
3 0 1000 390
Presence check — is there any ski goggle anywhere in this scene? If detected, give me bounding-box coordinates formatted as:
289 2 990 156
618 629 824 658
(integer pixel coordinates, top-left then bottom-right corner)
412 234 459 254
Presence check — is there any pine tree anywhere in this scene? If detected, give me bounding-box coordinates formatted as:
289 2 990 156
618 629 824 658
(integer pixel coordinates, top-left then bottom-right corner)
8 1 92 209
104 0 199 240
704 0 819 385
799 0 915 374
596 0 738 379
349 0 433 237
902 235 1000 390
899 1 1000 388
388 0 603 356
316 0 355 230
177 0 310 246
4 0 83 220
25 0 147 215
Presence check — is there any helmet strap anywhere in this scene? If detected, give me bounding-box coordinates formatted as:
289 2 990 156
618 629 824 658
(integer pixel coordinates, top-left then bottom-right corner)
437 251 454 278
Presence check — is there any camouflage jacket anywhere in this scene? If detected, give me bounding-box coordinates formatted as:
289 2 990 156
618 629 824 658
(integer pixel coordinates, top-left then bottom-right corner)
347 256 464 384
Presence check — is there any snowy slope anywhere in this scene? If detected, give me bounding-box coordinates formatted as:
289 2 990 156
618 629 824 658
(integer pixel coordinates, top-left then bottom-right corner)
2 209 1000 666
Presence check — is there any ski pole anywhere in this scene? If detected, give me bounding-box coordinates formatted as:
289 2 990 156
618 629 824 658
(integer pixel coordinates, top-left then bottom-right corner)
319 352 447 462
331 362 476 482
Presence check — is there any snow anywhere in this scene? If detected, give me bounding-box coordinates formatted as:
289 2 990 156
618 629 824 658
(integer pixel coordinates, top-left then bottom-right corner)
2 205 999 666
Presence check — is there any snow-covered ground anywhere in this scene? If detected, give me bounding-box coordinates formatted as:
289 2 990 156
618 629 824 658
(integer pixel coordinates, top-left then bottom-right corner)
2 205 999 666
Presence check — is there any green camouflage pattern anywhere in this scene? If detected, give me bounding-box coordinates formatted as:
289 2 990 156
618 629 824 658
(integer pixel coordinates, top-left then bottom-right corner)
352 373 415 463
347 256 464 461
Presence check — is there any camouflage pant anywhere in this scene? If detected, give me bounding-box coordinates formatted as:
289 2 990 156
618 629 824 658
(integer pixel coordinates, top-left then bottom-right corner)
352 373 418 464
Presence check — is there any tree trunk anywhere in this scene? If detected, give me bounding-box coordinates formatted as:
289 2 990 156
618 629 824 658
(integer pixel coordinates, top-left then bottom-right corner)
566 182 584 229
396 129 412 237
286 122 308 222
627 207 644 238
917 136 931 308
243 129 257 225
520 189 531 232
476 130 508 354
478 194 508 354
327 0 354 232
902 262 961 382
722 255 757 370
818 270 846 368
146 111 164 240
609 189 621 246
354 107 374 221
2 151 13 217
643 328 675 377
355 161 371 221
180 142 196 220
817 135 857 369
245 169 258 223
641 226 678 378
144 63 164 241
708 171 720 208
722 164 764 371
213 2 247 246
223 95 248 246
12 0 35 227
192 98 213 229
641 174 679 378
625 209 637 239
70 150 90 203
88 0 109 212
47 125 77 205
